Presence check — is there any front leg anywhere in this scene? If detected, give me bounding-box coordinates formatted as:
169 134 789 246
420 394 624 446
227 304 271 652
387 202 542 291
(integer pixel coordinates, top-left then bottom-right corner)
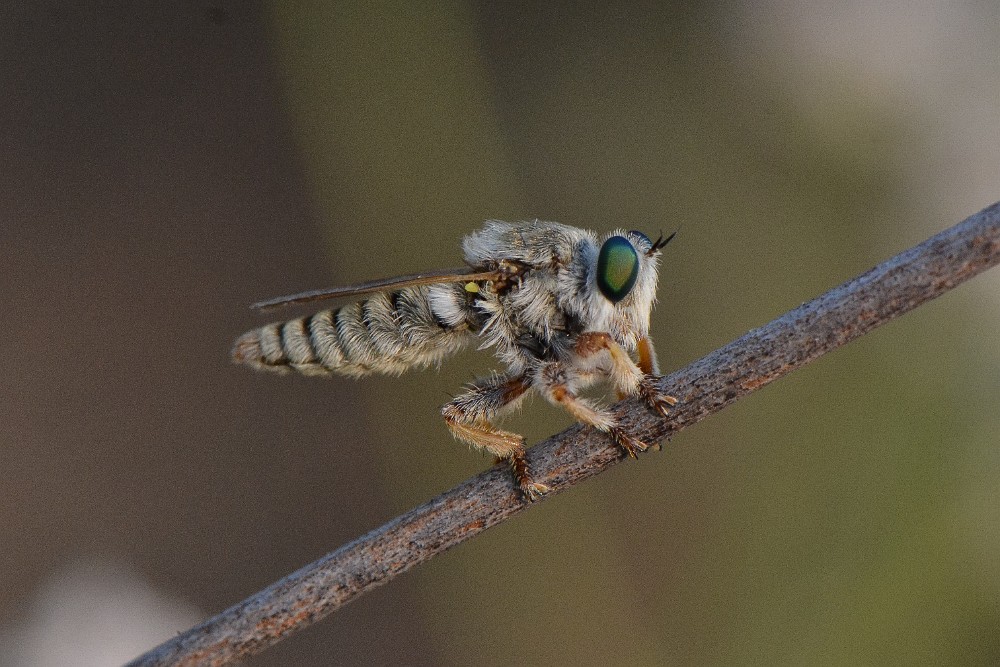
636 335 660 375
576 332 678 417
635 335 678 417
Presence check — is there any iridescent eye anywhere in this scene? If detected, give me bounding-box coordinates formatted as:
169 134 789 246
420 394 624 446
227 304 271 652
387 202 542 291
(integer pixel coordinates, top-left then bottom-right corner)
596 236 640 303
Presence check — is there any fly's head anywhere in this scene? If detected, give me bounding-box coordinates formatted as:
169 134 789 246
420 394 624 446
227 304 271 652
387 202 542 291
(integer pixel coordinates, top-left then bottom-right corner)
564 229 672 348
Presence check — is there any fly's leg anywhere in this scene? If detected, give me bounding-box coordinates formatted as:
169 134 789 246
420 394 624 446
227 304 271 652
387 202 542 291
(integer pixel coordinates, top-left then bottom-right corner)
635 335 660 375
576 332 678 418
535 362 648 459
441 374 549 500
635 335 678 416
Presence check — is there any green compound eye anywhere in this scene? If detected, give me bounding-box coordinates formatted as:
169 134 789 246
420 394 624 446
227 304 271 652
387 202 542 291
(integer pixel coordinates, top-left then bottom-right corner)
596 236 640 303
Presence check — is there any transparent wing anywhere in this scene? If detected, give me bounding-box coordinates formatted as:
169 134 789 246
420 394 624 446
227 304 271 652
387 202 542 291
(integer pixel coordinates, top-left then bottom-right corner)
250 267 502 312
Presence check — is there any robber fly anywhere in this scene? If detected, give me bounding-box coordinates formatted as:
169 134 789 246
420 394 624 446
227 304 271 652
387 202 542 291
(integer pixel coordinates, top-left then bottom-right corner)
232 220 677 499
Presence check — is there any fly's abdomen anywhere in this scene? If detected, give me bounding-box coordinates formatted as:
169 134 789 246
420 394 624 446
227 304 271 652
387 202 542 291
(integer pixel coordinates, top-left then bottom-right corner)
231 285 473 378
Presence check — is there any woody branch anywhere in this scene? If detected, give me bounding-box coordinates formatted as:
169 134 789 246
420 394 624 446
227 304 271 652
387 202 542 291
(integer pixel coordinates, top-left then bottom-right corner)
129 201 1000 667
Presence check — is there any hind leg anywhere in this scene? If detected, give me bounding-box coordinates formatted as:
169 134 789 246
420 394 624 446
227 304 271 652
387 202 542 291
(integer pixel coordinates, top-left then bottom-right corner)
441 374 549 500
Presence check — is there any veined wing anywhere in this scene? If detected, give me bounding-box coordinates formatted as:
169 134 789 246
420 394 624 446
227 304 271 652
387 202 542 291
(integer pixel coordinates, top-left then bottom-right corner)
250 267 502 312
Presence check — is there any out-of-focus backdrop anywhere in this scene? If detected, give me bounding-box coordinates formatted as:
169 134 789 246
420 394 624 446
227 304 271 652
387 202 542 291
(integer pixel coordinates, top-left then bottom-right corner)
3 2 998 665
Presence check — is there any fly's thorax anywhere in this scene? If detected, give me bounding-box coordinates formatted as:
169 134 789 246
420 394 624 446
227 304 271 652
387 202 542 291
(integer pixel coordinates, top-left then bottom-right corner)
462 219 594 269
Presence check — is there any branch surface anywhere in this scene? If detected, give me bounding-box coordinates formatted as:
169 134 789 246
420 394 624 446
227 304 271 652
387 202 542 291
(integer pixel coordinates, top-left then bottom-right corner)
129 202 1000 667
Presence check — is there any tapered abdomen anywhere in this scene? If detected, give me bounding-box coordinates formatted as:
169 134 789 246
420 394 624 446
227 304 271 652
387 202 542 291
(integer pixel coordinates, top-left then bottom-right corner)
232 286 473 378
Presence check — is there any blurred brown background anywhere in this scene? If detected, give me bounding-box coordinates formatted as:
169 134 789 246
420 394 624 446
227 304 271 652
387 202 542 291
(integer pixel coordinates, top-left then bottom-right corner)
2 1 999 665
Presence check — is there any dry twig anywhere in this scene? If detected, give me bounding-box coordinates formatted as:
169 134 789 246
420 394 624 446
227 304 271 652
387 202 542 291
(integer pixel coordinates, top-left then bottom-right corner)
129 201 1000 666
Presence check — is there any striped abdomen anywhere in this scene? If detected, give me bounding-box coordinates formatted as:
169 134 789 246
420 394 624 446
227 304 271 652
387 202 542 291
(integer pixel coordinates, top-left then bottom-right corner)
232 285 474 378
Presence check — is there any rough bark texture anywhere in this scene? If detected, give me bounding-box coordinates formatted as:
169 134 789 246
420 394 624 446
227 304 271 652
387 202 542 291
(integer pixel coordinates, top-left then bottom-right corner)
129 201 1000 666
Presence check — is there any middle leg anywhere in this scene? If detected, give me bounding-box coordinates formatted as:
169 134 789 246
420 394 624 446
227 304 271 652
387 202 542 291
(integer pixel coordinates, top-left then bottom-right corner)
534 361 649 458
575 332 678 417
